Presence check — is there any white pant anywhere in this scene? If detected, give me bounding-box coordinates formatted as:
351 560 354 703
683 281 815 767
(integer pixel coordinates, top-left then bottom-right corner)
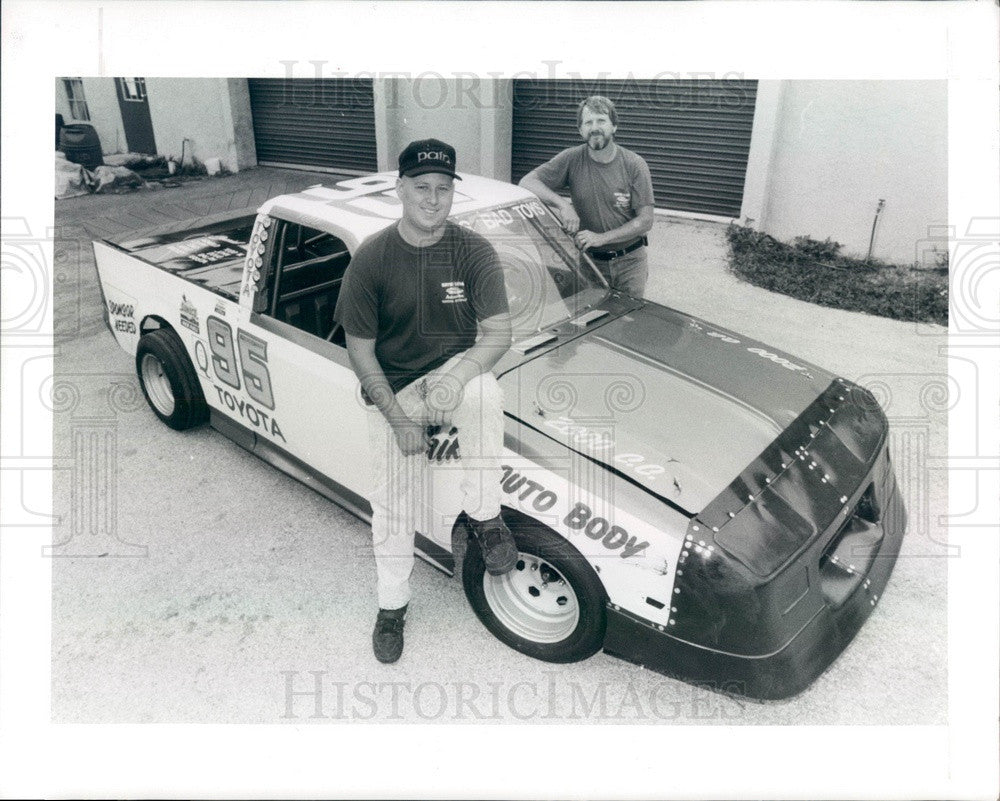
366 354 504 610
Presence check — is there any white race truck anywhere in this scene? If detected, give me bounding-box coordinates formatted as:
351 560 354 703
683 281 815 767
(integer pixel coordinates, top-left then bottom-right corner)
94 172 906 699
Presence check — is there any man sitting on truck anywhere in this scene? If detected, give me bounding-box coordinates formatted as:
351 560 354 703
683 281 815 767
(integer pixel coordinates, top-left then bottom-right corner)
333 138 517 664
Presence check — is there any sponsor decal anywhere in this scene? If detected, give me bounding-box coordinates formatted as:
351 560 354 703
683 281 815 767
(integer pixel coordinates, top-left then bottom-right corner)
499 465 650 559
163 235 245 266
542 415 613 452
541 416 674 487
441 281 467 305
462 201 548 231
214 301 227 317
212 385 286 442
107 299 136 334
196 315 284 442
689 322 813 378
746 347 812 376
179 295 200 334
242 215 271 296
428 426 460 462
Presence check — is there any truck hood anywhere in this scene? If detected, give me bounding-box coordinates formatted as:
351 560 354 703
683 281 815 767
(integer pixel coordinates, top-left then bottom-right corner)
501 303 836 514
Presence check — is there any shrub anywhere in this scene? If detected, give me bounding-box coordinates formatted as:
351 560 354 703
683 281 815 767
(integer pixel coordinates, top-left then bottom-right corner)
726 225 948 326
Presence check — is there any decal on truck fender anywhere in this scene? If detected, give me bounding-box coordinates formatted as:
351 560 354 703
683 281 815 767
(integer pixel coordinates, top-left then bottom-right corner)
107 299 137 335
499 465 650 559
457 201 549 231
197 313 285 442
242 215 272 297
179 295 200 334
211 385 286 442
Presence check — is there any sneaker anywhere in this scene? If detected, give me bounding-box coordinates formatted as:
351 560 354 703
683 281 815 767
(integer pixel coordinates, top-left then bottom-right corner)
372 604 407 664
469 515 518 576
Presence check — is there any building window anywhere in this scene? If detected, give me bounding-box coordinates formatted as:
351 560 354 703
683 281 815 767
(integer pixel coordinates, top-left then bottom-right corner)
62 78 90 120
119 78 148 102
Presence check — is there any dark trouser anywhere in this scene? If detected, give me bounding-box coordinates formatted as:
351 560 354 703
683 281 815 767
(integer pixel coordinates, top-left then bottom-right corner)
594 246 648 298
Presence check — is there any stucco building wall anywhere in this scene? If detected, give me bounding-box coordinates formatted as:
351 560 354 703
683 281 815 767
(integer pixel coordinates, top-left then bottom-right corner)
375 78 512 180
748 80 947 265
145 78 256 171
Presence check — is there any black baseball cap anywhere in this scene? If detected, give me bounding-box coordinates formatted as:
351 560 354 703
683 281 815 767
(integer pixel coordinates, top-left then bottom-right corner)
397 138 461 180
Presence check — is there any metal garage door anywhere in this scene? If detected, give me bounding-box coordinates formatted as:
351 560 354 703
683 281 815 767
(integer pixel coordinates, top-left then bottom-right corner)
248 78 377 173
512 80 758 218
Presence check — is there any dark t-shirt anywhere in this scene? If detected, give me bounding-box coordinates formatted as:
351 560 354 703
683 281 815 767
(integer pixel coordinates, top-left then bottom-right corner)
333 221 509 393
528 144 654 250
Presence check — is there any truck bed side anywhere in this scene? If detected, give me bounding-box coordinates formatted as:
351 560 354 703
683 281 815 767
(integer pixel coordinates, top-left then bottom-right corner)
103 209 257 302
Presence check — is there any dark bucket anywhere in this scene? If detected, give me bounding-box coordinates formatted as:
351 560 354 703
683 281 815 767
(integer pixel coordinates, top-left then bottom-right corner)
59 123 104 169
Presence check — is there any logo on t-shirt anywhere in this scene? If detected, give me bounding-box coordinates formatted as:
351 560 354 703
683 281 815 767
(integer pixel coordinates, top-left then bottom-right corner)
441 280 467 304
613 190 631 210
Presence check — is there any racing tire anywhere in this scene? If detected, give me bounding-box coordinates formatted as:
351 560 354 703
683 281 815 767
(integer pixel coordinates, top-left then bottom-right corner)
135 328 208 431
463 512 608 663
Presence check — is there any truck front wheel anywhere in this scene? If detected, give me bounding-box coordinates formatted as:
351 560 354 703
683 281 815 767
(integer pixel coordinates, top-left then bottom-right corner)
135 328 208 430
463 514 608 663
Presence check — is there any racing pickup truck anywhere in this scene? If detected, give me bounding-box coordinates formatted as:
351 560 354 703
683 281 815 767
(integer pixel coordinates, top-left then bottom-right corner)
93 172 906 700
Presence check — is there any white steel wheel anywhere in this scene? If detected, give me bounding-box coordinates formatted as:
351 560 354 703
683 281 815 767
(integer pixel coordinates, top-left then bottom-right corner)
135 328 208 431
140 352 176 417
463 514 607 663
483 553 580 643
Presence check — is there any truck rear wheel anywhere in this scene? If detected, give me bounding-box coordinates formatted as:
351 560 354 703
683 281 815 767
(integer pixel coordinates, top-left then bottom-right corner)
135 328 208 430
463 513 608 663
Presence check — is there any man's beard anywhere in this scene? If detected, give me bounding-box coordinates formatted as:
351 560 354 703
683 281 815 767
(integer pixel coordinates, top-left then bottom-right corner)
587 132 611 150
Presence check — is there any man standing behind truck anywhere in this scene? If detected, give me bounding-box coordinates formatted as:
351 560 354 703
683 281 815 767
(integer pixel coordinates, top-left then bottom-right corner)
519 95 655 298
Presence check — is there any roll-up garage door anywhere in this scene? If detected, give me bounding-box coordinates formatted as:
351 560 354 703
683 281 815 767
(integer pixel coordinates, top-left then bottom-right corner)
512 80 758 218
248 78 377 173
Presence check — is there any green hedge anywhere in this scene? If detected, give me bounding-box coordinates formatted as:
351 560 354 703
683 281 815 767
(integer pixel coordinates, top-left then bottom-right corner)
726 225 948 326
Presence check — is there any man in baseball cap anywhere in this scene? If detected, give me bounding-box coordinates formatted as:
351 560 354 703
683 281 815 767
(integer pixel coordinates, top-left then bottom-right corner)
334 138 515 664
397 137 462 180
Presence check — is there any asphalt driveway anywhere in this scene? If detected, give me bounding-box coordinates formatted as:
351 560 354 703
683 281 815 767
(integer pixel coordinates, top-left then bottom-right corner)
50 167 948 724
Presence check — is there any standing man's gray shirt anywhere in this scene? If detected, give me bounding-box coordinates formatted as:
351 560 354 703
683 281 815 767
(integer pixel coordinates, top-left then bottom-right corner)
519 95 656 297
528 143 654 251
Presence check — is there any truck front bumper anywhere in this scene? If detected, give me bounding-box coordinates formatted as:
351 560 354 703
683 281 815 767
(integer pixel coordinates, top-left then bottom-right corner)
602 379 908 701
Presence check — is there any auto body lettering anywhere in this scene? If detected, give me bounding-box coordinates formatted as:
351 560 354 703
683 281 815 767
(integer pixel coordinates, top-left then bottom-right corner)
533 490 557 512
213 384 286 442
500 465 649 558
518 479 544 503
584 516 609 540
564 501 649 559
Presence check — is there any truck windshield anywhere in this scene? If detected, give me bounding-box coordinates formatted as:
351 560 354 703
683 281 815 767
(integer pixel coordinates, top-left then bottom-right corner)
454 200 609 336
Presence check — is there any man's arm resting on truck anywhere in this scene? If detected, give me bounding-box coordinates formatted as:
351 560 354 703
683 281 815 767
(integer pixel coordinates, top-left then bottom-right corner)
345 334 429 456
574 204 654 250
425 311 513 428
518 172 580 234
